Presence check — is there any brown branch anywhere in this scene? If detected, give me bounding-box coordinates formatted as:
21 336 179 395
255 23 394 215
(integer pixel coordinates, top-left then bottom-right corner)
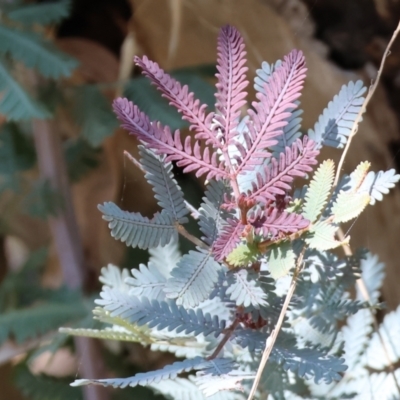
32 119 109 400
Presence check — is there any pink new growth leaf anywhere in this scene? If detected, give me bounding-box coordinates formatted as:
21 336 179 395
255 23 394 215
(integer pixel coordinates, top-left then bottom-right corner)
249 208 309 238
214 25 249 146
134 56 221 150
247 137 319 204
213 217 245 261
235 50 307 175
113 98 228 180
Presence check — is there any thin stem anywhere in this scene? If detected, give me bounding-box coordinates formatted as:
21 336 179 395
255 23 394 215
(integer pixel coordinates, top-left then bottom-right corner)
337 228 400 395
175 223 208 249
334 20 400 187
206 318 240 360
247 250 305 400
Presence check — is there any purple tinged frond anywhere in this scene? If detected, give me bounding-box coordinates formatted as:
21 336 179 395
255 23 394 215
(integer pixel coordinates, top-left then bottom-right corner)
235 50 307 175
213 217 244 261
134 56 221 149
113 98 228 181
249 208 309 238
214 25 249 146
247 137 319 203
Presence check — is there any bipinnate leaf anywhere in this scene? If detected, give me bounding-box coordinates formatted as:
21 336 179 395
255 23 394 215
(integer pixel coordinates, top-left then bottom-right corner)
164 249 223 308
96 287 226 337
149 377 241 400
247 137 318 204
235 50 307 174
271 339 347 384
249 208 309 238
0 26 78 78
148 236 181 276
308 80 366 149
139 146 188 223
113 98 227 180
357 169 400 205
358 252 385 304
254 60 282 93
198 180 230 246
99 264 130 293
59 327 146 343
349 161 371 191
302 159 335 222
98 202 177 249
306 221 342 251
264 241 296 279
213 25 248 145
134 56 220 149
226 269 267 308
365 305 400 369
126 262 167 301
226 243 258 267
0 59 50 120
7 0 71 25
331 191 370 223
213 217 245 261
72 357 230 388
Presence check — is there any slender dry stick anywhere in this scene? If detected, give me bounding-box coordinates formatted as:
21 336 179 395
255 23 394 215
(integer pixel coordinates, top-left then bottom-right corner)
33 120 109 400
247 250 306 400
334 20 400 187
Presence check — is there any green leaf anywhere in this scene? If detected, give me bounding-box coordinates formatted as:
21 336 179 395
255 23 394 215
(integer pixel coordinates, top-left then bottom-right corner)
59 327 147 343
0 25 78 78
302 159 335 222
64 138 101 182
226 243 259 267
73 85 118 147
266 241 296 279
23 179 65 219
0 300 86 344
0 59 51 120
0 122 36 178
7 1 72 25
306 221 343 251
14 364 83 400
331 191 370 223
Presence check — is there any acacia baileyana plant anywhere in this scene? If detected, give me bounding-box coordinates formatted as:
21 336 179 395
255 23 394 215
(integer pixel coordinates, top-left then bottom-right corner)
63 26 400 399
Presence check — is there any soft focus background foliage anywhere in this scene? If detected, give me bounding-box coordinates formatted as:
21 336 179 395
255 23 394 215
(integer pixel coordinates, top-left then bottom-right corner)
1 0 400 398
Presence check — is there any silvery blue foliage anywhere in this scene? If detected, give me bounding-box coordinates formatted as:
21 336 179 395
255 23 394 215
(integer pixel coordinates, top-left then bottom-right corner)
66 25 400 400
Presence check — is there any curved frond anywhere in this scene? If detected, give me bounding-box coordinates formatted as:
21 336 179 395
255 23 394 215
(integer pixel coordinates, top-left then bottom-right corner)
198 180 230 246
249 208 309 238
308 80 366 149
302 159 335 222
140 146 188 223
0 59 50 120
96 288 226 337
226 269 267 308
164 249 223 308
235 50 307 174
134 56 220 148
214 25 248 145
72 357 211 388
264 241 296 279
331 191 370 223
247 137 318 204
98 202 177 249
357 169 400 205
99 264 130 293
213 217 244 261
0 26 77 78
305 221 341 251
113 98 228 180
126 262 167 301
